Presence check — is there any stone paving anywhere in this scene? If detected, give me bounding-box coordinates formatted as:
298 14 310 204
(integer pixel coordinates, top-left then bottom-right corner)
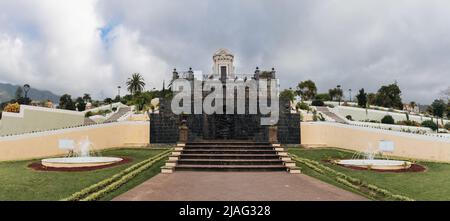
113 172 366 201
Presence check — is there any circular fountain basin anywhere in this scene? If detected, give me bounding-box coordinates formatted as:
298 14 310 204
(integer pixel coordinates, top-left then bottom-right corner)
41 157 123 168
335 159 411 170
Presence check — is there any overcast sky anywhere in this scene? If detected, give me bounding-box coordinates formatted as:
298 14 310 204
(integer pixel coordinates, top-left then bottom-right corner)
1 0 449 104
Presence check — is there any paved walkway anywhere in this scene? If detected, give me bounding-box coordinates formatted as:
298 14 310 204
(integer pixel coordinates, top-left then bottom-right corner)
113 172 366 201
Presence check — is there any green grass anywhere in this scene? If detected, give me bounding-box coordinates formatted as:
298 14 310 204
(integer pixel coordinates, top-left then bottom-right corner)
289 148 450 201
0 148 167 201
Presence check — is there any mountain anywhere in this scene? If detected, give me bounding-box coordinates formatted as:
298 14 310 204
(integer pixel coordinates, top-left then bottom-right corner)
0 82 60 103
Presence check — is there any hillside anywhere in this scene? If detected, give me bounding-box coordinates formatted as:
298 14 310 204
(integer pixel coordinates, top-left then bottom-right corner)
0 83 60 103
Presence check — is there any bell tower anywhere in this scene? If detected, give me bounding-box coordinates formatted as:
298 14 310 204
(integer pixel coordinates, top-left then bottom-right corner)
211 48 235 81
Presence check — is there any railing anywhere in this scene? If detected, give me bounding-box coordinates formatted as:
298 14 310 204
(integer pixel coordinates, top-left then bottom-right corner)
321 107 450 140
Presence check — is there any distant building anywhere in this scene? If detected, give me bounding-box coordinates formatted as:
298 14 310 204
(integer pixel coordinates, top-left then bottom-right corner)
403 103 419 113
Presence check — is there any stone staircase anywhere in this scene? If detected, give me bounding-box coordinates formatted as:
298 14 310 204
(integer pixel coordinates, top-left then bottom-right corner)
105 107 131 123
316 106 348 124
161 141 300 173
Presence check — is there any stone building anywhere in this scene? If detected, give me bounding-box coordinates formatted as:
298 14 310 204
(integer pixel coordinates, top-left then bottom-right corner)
150 49 300 144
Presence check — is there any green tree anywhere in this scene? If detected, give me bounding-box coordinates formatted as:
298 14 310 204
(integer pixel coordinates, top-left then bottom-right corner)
126 73 146 96
75 97 86 112
280 89 295 101
367 93 376 106
104 97 113 104
315 93 331 101
83 93 92 103
296 80 317 101
447 104 450 119
59 94 76 110
328 87 343 101
431 99 446 130
356 88 368 108
15 87 23 100
374 83 403 109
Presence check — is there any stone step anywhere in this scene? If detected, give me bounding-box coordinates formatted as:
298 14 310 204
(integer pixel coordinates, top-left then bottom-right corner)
174 164 288 172
163 141 300 173
184 145 275 149
181 149 278 154
179 154 281 159
176 159 285 165
187 142 271 146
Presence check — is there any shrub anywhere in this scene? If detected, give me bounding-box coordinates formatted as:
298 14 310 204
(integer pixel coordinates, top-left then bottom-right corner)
445 122 450 130
311 100 324 106
346 115 353 121
381 115 395 124
4 103 20 113
296 102 310 111
421 120 438 131
397 120 420 127
85 111 93 117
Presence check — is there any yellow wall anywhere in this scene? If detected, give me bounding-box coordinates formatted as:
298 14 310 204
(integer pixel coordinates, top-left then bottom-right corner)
0 105 85 136
301 122 450 162
0 121 150 162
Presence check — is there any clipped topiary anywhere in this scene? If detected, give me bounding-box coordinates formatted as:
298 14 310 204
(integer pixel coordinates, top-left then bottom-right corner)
381 115 395 124
421 120 438 131
311 100 325 106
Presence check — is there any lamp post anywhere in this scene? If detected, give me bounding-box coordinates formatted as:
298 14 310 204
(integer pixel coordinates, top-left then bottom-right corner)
337 85 341 105
348 88 352 102
23 84 30 98
23 84 30 104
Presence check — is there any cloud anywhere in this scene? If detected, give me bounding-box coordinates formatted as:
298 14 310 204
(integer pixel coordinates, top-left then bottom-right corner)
0 0 169 99
0 0 449 104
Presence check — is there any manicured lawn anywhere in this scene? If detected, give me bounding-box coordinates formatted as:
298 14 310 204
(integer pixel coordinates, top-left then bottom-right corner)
289 148 450 201
0 148 167 201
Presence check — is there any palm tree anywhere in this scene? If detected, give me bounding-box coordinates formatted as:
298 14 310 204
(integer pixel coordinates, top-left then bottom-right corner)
126 73 146 96
83 93 92 103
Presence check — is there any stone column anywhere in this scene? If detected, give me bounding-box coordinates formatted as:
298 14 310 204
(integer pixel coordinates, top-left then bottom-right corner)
268 125 278 144
179 119 188 143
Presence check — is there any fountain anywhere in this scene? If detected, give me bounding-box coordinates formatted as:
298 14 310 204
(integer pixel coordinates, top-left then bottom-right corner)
335 142 411 171
41 137 123 168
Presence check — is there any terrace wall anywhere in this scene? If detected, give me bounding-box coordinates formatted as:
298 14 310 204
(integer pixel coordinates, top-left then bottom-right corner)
0 105 85 136
332 105 449 124
301 122 450 162
0 121 149 162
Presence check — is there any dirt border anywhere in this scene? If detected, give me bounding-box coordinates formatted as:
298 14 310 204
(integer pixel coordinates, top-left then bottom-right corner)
28 157 133 172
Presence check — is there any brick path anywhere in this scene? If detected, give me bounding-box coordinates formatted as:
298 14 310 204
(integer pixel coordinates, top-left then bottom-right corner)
113 172 366 201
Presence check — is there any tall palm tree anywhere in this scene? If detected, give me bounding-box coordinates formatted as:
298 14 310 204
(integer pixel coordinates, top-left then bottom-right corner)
126 73 146 96
83 93 92 103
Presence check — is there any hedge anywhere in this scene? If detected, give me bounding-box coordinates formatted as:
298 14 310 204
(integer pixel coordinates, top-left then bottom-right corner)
290 155 414 201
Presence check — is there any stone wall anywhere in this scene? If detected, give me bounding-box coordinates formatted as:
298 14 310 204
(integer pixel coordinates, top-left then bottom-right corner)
0 121 150 161
301 122 450 162
149 97 301 144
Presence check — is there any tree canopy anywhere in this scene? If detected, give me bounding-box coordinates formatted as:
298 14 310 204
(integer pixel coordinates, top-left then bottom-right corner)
374 83 403 109
356 88 367 108
59 94 76 110
296 80 317 101
431 99 446 118
126 73 146 95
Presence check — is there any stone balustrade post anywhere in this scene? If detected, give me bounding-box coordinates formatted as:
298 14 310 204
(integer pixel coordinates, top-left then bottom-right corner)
268 125 278 144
